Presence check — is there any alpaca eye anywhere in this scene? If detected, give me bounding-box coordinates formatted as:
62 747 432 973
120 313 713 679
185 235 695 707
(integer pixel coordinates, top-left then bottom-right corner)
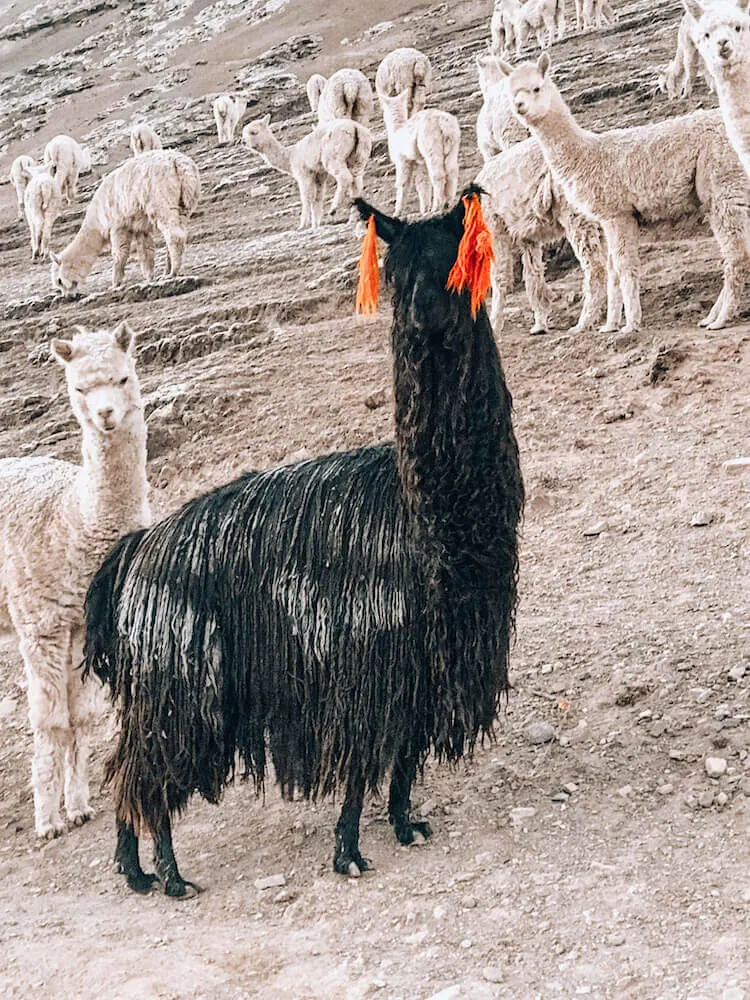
705 32 710 38
76 387 84 394
533 86 540 93
119 376 128 385
736 24 741 31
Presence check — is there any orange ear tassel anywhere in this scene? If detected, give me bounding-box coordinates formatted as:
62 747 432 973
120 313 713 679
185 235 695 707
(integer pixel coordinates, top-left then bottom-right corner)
356 215 380 315
446 194 494 317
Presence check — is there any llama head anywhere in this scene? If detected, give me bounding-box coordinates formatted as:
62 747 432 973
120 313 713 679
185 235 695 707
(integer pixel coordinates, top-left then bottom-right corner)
241 116 273 152
50 250 80 297
687 0 750 73
500 54 555 124
50 322 142 436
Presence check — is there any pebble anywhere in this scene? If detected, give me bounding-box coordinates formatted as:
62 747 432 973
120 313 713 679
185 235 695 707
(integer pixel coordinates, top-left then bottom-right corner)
426 987 461 1000
690 511 712 527
722 457 750 476
524 721 556 745
418 798 436 818
562 782 578 794
740 778 750 797
582 521 607 537
728 665 746 682
0 696 17 720
705 757 727 778
606 933 626 947
482 968 504 984
656 783 674 795
551 791 569 803
254 873 286 891
617 784 633 797
723 989 746 1000
716 791 729 808
509 806 537 826
698 790 715 809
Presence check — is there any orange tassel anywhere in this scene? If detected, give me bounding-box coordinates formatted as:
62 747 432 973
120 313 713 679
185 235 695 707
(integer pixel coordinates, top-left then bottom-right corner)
446 194 494 317
356 215 380 315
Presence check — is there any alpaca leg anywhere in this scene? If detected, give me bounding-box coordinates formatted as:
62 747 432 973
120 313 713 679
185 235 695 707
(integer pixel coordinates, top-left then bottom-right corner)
600 251 624 332
16 192 24 221
556 3 566 40
111 226 132 288
701 212 749 329
414 165 431 216
64 644 101 826
153 815 200 898
521 244 552 334
135 232 156 281
333 770 371 876
562 212 608 332
489 232 514 334
328 165 353 217
115 819 158 894
394 159 414 217
575 0 582 30
41 214 55 259
429 168 447 214
29 219 41 261
601 217 640 333
156 215 186 276
388 749 431 846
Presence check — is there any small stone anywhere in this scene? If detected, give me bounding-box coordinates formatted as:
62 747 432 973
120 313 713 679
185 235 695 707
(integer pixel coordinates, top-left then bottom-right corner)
459 938 472 949
540 663 554 674
740 778 750 797
656 783 674 795
562 782 578 794
249 184 270 197
723 989 745 1000
582 521 607 537
418 798 436 818
483 967 505 984
273 888 297 903
705 757 727 778
690 511 712 527
364 388 387 410
607 933 626 947
0 697 17 720
722 458 750 476
254 873 286 891
433 905 446 920
716 791 729 808
728 665 746 682
427 987 461 1000
524 721 556 745
551 791 569 803
698 790 715 809
509 806 537 827
617 784 633 797
463 895 477 909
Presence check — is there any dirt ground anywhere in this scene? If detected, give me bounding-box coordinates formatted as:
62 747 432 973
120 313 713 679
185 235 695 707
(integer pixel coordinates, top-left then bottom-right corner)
0 1 748 998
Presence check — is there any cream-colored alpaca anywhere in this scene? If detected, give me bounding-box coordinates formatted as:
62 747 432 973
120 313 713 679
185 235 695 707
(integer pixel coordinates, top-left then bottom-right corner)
375 48 433 117
9 155 41 221
213 94 248 145
43 135 90 205
24 170 63 261
0 323 150 839
477 138 607 334
130 123 163 156
476 54 529 161
517 0 566 49
501 54 750 333
50 150 200 294
491 0 523 56
307 69 374 126
575 0 616 30
242 115 372 228
688 0 750 179
380 90 461 217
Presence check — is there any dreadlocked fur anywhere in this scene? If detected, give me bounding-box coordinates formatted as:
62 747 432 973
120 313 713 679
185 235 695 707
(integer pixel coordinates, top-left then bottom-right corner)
84 188 524 897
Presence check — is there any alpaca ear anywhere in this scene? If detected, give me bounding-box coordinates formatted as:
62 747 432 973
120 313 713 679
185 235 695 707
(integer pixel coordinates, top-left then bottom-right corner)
736 0 749 11
496 59 514 77
354 199 404 244
50 338 75 364
112 321 136 354
262 113 271 126
683 0 704 17
537 53 551 77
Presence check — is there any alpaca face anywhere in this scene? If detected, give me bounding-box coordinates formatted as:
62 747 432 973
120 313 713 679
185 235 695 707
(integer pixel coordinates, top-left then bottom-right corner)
51 323 141 436
692 2 750 73
504 57 554 125
242 116 272 152
50 253 80 297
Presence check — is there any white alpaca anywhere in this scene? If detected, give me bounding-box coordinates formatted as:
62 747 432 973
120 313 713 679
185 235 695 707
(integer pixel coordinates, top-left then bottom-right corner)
43 135 90 205
380 90 461 217
213 94 248 145
658 7 717 99
130 123 163 157
501 54 750 333
24 170 63 261
242 115 373 229
476 55 529 161
375 48 433 117
9 155 42 221
50 150 201 295
306 69 375 127
477 138 608 334
575 0 617 30
688 0 750 180
491 0 523 56
0 323 150 839
517 0 566 50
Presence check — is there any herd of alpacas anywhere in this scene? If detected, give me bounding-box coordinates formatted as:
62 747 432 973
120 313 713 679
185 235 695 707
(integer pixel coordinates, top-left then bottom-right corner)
0 0 749 897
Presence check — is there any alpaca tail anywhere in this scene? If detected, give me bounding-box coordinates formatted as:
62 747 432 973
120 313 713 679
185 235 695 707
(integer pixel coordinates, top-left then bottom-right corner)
83 528 148 691
174 155 201 215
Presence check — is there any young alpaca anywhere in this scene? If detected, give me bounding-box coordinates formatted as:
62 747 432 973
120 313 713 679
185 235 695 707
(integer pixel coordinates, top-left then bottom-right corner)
477 138 608 334
9 155 41 221
0 323 150 840
517 0 566 49
50 150 200 295
24 170 63 261
212 94 248 145
575 0 617 30
43 135 90 205
375 48 433 117
242 115 372 229
380 90 461 217
83 190 523 898
501 54 750 332
491 0 523 57
130 123 163 157
307 69 375 127
476 54 529 162
688 0 750 180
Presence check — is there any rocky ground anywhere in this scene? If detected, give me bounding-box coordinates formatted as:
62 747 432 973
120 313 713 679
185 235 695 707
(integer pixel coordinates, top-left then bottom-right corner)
0 1 748 998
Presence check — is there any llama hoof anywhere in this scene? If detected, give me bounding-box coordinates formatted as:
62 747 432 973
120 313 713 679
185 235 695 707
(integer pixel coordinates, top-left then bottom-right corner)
333 850 372 877
391 818 432 846
67 807 95 827
163 879 201 900
38 820 66 840
126 870 159 894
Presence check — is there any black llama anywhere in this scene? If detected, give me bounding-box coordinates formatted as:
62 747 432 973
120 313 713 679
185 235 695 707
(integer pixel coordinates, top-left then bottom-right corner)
84 189 524 898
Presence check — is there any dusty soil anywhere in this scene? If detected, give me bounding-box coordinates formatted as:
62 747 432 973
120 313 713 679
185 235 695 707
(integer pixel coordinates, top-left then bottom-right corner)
0 1 748 998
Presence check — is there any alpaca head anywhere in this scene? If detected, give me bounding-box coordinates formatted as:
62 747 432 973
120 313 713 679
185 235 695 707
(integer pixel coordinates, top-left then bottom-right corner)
476 53 506 95
499 53 556 124
379 89 410 129
306 73 327 113
50 250 80 297
686 0 750 73
242 115 273 154
50 322 142 436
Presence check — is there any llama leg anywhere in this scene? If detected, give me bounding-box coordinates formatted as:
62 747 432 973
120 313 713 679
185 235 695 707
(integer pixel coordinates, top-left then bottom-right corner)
521 243 551 334
388 749 431 846
153 815 200 899
115 819 158 894
333 770 371 876
135 232 156 281
111 226 133 288
601 218 640 333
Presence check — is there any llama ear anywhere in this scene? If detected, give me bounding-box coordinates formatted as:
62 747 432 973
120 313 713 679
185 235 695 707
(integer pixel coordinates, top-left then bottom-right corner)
50 338 75 364
683 0 704 17
112 321 136 354
354 199 404 244
496 59 514 77
537 53 551 77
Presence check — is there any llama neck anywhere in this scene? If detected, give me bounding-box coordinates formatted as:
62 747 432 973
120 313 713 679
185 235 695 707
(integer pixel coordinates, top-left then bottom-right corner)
63 216 108 282
77 413 150 534
255 134 293 176
715 64 750 163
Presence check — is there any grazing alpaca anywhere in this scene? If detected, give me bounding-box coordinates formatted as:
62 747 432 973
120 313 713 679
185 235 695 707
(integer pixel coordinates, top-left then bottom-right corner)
50 150 200 294
575 0 617 30
375 48 433 117
9 155 41 221
0 323 150 839
84 191 524 898
213 94 248 145
130 123 163 157
688 0 750 180
477 138 608 334
476 54 528 162
517 0 566 49
24 170 63 261
491 0 523 57
307 69 375 127
380 90 461 216
242 115 372 228
43 135 90 205
501 54 750 332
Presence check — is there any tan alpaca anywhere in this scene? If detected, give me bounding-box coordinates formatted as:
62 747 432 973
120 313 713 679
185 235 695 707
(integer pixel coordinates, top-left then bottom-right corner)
375 48 433 117
658 6 720 99
213 94 248 145
9 155 42 221
24 170 63 261
688 0 750 180
517 0 566 49
380 90 461 217
501 54 750 333
491 0 523 56
50 150 201 294
307 69 374 127
130 123 163 156
242 115 372 229
0 323 150 839
477 138 608 335
43 135 90 205
476 54 529 162
575 0 617 30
